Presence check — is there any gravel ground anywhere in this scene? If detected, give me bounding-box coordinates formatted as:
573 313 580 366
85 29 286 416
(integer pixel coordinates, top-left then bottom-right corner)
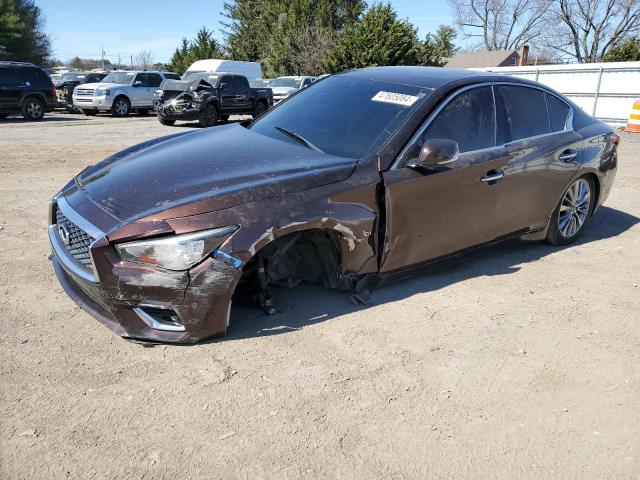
1 111 639 479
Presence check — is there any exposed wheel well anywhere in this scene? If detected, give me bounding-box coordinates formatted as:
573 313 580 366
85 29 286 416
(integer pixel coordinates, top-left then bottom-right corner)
583 172 601 212
232 229 348 308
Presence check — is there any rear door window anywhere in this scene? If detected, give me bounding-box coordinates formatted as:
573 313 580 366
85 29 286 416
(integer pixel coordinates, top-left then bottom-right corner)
0 68 18 87
232 76 250 93
144 73 162 87
423 86 496 154
220 76 234 93
546 93 571 131
495 85 550 143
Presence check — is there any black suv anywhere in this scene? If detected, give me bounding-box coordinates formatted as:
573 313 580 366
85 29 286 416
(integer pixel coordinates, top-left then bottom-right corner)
0 61 56 120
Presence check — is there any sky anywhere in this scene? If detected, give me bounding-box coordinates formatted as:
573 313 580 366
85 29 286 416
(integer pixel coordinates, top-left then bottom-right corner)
37 0 454 65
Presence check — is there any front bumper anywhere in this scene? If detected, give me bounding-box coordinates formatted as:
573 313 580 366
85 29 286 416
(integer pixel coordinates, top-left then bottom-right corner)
49 198 242 343
157 101 201 121
73 94 112 110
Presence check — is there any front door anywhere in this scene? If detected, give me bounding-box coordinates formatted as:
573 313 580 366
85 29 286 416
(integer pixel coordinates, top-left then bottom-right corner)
380 85 512 272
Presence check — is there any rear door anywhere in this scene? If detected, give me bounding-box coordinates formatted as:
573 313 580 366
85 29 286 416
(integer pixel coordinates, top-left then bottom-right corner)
494 85 583 232
18 66 52 104
218 76 236 112
0 67 20 110
381 85 512 272
232 76 252 111
141 73 163 106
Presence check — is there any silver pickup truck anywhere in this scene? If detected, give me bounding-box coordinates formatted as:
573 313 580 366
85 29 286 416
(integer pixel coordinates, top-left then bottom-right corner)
73 70 180 117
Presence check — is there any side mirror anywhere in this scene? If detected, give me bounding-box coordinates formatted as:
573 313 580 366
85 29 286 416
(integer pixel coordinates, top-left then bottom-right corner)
219 82 227 89
132 81 142 87
410 138 459 171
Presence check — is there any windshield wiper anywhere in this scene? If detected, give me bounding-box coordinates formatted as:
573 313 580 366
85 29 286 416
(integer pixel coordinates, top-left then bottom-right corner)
274 126 324 153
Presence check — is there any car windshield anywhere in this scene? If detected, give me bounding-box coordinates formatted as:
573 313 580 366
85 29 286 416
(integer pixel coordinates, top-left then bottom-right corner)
101 72 135 84
269 77 301 88
250 75 430 159
61 73 84 82
183 72 220 85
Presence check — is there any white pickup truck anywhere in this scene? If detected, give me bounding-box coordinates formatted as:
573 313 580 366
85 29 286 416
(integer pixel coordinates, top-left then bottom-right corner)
73 70 180 117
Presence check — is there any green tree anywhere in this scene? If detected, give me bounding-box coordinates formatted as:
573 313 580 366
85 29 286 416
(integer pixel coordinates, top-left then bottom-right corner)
222 0 365 76
0 0 51 65
168 27 224 75
419 25 458 66
68 56 83 69
602 37 640 62
325 3 421 72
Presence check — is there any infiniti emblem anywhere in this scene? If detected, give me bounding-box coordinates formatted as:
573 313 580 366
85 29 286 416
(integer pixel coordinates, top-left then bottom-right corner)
58 224 71 246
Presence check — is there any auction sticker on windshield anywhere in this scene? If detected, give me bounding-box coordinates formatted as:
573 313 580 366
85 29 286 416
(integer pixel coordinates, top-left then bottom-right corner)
372 91 420 107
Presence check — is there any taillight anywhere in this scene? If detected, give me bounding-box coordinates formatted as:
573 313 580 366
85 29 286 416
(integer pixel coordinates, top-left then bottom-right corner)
610 133 621 147
51 85 57 97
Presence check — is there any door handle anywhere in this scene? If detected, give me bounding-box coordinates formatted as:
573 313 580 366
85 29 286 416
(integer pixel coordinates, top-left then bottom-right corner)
481 170 505 183
558 149 578 162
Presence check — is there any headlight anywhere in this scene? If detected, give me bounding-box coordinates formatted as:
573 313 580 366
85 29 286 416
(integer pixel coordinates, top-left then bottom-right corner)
95 88 111 96
115 226 238 271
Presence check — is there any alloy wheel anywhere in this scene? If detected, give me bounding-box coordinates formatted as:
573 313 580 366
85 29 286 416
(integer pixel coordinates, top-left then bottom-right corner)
114 100 128 116
558 178 591 238
27 101 43 119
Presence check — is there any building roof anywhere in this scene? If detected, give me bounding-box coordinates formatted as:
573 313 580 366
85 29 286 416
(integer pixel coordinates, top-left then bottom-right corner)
444 50 518 69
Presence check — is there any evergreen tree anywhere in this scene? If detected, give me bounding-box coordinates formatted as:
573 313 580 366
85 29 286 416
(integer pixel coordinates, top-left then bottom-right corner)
419 25 458 66
602 37 640 62
0 0 51 65
325 3 421 72
168 27 224 75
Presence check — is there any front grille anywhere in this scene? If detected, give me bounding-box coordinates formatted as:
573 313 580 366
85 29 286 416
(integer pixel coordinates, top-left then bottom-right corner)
55 209 95 271
75 88 95 96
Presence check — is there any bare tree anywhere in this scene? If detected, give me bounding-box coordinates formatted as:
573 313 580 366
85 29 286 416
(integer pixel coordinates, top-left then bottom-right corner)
449 0 550 50
134 49 154 70
287 24 335 75
544 0 640 62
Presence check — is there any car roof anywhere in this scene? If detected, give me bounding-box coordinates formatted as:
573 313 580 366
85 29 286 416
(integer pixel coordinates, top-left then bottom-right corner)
0 61 37 67
338 66 535 90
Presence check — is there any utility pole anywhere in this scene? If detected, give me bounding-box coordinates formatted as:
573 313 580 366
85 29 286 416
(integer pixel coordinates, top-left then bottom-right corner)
101 45 105 70
130 54 133 70
117 54 121 70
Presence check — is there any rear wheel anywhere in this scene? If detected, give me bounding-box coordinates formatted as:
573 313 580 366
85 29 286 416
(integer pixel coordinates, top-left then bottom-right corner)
112 96 130 117
81 109 98 116
158 115 175 126
546 176 595 245
22 97 45 121
199 103 218 127
253 101 267 118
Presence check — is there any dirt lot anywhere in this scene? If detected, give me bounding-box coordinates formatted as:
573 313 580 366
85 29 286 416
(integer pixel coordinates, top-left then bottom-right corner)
1 111 639 479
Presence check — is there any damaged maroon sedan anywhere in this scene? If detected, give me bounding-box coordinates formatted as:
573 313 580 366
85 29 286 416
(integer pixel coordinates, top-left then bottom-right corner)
49 67 618 343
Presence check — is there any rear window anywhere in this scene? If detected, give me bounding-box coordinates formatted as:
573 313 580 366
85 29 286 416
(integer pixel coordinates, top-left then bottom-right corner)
164 73 180 80
546 93 571 131
495 85 550 143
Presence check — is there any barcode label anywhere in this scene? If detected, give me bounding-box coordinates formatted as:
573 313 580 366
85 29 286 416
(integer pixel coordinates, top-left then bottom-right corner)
372 91 420 107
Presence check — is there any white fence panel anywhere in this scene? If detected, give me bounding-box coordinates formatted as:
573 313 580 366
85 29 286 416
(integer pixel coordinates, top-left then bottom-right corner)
471 61 640 126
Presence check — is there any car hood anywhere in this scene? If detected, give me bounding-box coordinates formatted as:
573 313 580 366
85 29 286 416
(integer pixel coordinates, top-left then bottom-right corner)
78 82 122 90
270 86 298 95
75 123 356 222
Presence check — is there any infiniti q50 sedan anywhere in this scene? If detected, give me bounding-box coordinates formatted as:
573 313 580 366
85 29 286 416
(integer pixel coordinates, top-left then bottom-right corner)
48 66 618 343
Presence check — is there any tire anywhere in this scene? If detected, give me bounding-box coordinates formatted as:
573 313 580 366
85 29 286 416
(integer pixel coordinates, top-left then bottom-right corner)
21 97 45 121
199 103 218 127
81 109 98 116
158 115 175 126
546 176 595 245
112 96 131 117
253 101 267 118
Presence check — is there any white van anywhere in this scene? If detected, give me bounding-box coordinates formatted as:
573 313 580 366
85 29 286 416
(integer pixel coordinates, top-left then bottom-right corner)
183 59 263 80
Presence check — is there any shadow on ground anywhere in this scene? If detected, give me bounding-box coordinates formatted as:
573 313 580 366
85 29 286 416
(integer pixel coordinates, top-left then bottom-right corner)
0 114 89 123
224 206 639 341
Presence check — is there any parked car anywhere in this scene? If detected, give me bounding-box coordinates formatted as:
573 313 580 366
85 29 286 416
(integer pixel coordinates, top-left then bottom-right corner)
55 71 108 112
72 70 180 117
268 76 316 103
0 61 56 120
183 59 262 81
155 72 273 127
48 66 619 343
